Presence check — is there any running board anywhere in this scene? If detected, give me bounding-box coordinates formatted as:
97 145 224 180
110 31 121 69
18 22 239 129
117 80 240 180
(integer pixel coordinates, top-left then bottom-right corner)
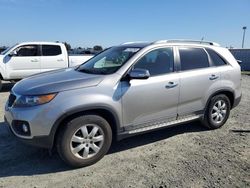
126 115 201 134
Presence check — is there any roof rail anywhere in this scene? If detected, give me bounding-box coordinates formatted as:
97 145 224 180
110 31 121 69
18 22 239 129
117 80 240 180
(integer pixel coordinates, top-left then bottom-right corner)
121 41 148 45
153 39 220 46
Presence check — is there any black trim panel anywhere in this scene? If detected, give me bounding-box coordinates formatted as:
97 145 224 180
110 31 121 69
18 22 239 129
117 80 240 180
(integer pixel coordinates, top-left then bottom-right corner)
232 95 241 108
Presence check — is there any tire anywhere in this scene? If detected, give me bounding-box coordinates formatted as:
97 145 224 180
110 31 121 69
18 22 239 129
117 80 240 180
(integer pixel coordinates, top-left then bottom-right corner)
57 114 112 168
202 94 231 129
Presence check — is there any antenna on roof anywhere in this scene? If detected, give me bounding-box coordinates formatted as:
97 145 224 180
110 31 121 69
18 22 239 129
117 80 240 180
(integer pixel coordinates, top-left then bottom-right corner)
200 37 204 43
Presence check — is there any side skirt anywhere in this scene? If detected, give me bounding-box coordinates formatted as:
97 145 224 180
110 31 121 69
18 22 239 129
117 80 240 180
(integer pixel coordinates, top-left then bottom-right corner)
117 114 202 140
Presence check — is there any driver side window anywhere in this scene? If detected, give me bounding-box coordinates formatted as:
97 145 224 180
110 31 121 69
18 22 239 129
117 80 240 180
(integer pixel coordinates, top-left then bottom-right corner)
133 48 174 76
15 45 39 57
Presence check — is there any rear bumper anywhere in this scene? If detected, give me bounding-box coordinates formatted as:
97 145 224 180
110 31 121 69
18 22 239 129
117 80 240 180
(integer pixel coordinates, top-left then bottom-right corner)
232 94 241 109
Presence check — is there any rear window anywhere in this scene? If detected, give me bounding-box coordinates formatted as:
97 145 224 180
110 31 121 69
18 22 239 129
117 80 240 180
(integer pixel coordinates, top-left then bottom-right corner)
42 45 62 56
206 48 227 66
179 48 209 71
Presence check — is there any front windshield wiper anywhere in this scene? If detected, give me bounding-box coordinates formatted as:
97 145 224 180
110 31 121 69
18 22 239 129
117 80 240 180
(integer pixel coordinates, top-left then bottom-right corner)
77 68 107 75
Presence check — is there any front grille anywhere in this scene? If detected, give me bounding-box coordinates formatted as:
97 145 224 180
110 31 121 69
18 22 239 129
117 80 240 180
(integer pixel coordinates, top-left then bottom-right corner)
8 94 16 107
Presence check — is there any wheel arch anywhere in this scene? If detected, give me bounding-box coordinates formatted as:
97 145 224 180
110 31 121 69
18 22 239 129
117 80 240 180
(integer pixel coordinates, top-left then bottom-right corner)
49 106 121 149
205 89 235 111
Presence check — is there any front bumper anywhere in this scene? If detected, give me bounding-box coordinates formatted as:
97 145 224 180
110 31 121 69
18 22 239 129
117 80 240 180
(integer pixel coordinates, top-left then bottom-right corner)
4 116 54 149
4 99 60 149
5 117 53 149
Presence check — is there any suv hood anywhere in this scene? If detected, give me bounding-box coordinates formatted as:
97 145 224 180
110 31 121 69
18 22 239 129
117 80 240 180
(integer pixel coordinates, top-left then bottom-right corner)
12 68 105 95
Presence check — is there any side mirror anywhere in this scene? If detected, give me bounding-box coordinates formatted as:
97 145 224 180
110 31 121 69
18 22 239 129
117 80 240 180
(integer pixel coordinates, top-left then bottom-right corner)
8 50 17 57
129 68 150 79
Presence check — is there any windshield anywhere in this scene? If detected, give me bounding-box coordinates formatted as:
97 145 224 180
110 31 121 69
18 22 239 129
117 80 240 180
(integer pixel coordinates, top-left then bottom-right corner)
0 44 17 55
77 46 141 74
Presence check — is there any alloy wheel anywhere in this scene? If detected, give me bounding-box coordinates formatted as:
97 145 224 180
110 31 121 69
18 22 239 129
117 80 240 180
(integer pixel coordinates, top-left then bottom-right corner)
70 124 104 159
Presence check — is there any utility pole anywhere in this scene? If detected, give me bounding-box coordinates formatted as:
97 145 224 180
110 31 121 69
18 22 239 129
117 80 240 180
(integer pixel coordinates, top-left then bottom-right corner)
242 26 247 48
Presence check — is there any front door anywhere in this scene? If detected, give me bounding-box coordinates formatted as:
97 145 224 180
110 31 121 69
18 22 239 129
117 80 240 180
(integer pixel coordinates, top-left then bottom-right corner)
121 47 179 129
5 44 41 79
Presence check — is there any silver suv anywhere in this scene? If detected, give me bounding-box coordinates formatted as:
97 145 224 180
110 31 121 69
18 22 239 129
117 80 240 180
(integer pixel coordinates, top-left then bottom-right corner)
4 40 241 167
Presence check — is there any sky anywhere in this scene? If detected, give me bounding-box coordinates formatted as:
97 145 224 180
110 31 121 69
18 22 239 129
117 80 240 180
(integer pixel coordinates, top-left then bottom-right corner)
0 0 249 48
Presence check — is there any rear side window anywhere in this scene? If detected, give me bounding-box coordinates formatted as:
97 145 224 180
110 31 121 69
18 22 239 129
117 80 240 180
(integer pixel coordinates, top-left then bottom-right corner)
179 48 209 71
206 48 227 66
42 45 62 56
15 45 39 56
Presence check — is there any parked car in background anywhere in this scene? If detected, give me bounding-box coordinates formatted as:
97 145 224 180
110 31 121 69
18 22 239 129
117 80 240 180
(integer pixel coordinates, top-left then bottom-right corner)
4 40 241 168
0 42 93 90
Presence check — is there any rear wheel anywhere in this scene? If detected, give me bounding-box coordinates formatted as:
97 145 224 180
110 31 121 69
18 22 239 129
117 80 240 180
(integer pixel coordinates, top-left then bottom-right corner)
202 94 231 129
57 114 112 168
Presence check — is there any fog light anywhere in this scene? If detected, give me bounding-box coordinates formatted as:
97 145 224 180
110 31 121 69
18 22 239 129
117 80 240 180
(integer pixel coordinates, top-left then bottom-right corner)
12 120 31 136
22 124 29 133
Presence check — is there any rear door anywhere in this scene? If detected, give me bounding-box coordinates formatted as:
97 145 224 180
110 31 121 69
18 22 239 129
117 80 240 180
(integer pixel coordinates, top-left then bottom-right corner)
5 44 41 79
177 47 221 117
40 44 67 72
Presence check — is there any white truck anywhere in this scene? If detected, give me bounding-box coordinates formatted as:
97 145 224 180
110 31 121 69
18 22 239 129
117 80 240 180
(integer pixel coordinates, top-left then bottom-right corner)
0 42 93 90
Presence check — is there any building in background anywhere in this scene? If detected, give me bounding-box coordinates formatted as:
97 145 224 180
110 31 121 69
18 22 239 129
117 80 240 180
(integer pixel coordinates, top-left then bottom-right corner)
229 49 250 71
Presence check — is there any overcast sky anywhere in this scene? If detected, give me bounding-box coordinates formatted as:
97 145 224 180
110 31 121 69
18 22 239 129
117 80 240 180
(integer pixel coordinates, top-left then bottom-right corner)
0 0 249 48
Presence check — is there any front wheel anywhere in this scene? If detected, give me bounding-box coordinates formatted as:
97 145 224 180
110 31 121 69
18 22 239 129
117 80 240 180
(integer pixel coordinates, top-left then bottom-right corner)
57 114 112 168
202 94 231 129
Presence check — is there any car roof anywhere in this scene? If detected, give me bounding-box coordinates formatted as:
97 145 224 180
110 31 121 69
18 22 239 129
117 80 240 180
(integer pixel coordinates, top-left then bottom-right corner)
18 41 63 45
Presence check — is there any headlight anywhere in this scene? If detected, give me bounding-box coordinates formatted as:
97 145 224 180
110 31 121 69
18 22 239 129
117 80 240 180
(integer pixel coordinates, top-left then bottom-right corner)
14 93 57 107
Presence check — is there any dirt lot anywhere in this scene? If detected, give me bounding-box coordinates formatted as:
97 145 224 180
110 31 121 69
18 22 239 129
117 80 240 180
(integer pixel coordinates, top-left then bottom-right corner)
0 76 249 188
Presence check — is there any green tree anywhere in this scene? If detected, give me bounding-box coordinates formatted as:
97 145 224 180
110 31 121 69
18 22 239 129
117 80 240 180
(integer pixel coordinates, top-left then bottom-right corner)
63 42 72 51
93 45 103 52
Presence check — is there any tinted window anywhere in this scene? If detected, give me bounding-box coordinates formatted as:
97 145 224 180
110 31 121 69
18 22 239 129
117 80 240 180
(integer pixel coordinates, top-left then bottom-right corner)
15 45 39 56
134 48 174 76
179 48 209 71
206 48 226 66
42 45 62 56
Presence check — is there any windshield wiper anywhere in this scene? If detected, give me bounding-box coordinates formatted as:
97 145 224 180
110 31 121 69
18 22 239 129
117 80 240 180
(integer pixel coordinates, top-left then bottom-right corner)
77 68 107 75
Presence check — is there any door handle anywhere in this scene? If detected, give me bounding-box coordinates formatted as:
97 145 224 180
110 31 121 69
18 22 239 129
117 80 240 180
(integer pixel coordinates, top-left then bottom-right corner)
57 59 64 62
209 74 219 80
165 81 178 89
31 59 38 62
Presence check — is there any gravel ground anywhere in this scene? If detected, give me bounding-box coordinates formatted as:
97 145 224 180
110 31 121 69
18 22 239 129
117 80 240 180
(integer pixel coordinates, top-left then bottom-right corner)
0 76 249 188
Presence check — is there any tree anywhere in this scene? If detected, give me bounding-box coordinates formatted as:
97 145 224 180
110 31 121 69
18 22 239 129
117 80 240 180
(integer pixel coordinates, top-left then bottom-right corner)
63 42 71 51
93 45 103 52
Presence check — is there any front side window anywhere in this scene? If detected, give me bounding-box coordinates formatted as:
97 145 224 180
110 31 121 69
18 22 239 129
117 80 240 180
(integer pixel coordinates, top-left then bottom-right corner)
206 48 226 66
77 47 141 74
179 48 209 71
15 45 39 56
134 48 174 76
42 45 62 56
